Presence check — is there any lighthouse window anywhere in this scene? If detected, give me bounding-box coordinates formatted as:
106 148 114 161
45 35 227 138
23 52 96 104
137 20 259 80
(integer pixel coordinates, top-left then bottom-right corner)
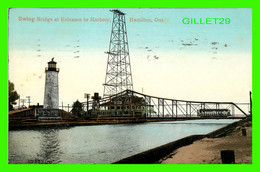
49 63 56 68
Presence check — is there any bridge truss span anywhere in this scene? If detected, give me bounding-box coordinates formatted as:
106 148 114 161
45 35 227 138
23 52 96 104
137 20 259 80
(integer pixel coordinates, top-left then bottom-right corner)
131 90 249 118
84 90 250 118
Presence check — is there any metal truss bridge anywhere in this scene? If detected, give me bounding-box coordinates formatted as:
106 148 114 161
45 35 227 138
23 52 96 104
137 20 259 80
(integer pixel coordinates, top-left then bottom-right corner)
83 90 250 118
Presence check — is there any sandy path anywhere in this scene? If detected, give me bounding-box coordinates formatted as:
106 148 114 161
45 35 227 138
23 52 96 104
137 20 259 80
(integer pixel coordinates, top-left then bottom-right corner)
160 122 252 164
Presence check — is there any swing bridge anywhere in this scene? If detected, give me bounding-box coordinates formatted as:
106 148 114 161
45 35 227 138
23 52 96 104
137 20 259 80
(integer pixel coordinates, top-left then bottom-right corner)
82 90 250 119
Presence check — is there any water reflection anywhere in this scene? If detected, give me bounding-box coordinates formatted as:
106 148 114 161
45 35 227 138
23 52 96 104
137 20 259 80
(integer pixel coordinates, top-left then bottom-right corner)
30 129 63 164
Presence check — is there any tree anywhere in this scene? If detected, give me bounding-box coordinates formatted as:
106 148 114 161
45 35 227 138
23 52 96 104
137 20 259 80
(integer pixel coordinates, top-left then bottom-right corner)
71 100 84 117
9 80 19 110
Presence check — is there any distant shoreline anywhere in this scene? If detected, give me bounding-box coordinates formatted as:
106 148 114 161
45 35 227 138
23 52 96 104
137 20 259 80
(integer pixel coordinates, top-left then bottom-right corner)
9 117 244 131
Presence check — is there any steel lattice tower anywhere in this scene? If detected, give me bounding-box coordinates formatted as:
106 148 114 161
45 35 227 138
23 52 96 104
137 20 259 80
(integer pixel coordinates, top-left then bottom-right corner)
103 9 133 97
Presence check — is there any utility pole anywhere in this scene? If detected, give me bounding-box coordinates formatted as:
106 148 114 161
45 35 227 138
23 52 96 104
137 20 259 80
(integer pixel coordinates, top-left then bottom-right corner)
21 99 26 108
84 93 90 117
18 95 20 109
250 91 252 116
26 96 31 107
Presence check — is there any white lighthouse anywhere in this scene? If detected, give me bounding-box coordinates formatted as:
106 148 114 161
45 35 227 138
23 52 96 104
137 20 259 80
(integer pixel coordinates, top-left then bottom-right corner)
43 58 59 109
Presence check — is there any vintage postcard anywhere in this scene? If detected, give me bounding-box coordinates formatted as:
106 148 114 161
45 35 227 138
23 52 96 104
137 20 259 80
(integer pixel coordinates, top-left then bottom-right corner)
8 8 252 164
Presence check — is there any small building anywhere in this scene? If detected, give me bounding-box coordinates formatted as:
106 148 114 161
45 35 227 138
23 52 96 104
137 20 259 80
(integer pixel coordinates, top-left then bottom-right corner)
88 91 155 118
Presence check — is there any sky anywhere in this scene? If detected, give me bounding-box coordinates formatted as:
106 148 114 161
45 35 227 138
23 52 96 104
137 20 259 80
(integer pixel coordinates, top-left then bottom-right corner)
8 8 252 107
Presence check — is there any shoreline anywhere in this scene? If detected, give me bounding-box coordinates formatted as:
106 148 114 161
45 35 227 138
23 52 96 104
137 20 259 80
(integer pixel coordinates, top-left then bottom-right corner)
113 117 251 164
8 117 244 131
159 117 252 164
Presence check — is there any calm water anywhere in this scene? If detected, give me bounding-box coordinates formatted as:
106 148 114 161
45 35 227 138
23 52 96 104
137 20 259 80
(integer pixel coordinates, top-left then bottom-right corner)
8 119 238 164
